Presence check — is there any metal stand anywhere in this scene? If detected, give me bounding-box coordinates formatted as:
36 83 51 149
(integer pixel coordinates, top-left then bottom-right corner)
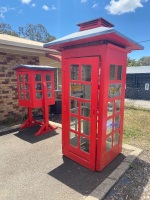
20 107 42 129
20 82 57 136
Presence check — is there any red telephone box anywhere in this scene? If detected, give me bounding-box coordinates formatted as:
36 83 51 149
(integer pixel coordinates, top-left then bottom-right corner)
44 18 143 171
14 65 57 136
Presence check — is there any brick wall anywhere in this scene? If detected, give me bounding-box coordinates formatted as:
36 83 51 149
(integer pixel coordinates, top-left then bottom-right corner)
0 52 39 122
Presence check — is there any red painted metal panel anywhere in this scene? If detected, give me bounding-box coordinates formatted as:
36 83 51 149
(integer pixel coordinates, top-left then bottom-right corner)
16 69 55 108
15 67 57 136
62 56 99 171
96 44 127 171
61 43 128 171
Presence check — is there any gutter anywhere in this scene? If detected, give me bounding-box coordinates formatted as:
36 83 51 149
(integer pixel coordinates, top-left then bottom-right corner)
0 39 61 55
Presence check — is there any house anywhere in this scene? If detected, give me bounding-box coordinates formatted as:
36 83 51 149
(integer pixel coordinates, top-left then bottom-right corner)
0 33 61 122
126 66 150 100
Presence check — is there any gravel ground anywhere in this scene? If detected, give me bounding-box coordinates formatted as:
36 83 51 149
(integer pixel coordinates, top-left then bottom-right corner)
104 150 150 200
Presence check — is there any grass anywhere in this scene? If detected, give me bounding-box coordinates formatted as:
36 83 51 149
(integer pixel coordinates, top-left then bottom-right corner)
123 107 150 150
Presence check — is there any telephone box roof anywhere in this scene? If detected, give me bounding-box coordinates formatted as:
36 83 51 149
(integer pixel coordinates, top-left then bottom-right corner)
13 64 57 71
44 18 143 52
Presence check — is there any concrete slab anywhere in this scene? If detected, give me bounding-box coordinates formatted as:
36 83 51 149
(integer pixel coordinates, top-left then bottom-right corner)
0 124 142 200
85 178 116 200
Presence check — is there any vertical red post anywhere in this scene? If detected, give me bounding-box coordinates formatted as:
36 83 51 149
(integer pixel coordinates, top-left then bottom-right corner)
35 81 57 136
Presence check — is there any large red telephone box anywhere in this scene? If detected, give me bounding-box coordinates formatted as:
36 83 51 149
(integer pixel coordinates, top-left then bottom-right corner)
14 65 57 136
44 18 143 171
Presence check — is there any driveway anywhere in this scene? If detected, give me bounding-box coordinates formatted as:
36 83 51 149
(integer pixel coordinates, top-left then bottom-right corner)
125 99 150 109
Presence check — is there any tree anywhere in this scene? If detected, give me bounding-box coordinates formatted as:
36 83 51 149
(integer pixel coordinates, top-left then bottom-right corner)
128 56 150 66
138 56 150 66
0 23 56 43
18 24 56 43
0 23 19 36
128 57 137 67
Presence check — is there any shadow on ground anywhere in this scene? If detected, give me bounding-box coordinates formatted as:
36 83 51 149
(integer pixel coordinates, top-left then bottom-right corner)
48 153 126 196
15 125 58 143
0 127 19 136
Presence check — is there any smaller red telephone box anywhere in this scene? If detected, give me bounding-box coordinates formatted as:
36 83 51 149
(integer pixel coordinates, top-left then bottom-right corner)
44 18 143 171
14 65 57 136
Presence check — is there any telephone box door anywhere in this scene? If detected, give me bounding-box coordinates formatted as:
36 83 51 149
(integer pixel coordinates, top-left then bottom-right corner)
62 57 99 171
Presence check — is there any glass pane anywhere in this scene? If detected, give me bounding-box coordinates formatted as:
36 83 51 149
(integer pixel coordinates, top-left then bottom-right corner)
117 66 122 80
24 74 28 82
82 65 91 82
47 92 52 98
70 116 78 131
70 83 91 100
114 132 119 146
25 83 29 90
35 74 41 81
36 92 42 99
80 137 89 153
70 132 78 148
70 84 82 98
114 116 120 129
36 83 42 90
20 92 24 99
109 84 122 98
110 65 116 80
19 84 23 90
115 100 121 113
81 102 90 117
106 136 112 152
107 102 114 116
70 65 79 80
19 75 23 82
81 119 90 135
25 92 30 100
106 118 113 135
47 83 52 89
46 74 51 81
70 99 78 114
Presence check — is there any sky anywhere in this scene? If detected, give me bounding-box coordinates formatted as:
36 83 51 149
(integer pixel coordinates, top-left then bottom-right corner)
0 0 150 60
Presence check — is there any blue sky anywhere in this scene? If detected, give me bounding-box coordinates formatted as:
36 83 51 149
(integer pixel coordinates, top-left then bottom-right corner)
0 0 150 60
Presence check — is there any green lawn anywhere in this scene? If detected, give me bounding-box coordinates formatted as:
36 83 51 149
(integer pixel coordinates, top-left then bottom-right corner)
123 107 150 150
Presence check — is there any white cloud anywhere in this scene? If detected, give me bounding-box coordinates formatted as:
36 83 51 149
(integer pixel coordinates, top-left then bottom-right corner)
0 7 8 13
81 0 87 3
92 3 99 8
31 3 36 7
42 5 56 11
51 5 56 10
105 0 148 15
21 0 31 4
42 5 49 11
0 13 5 18
0 6 15 18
